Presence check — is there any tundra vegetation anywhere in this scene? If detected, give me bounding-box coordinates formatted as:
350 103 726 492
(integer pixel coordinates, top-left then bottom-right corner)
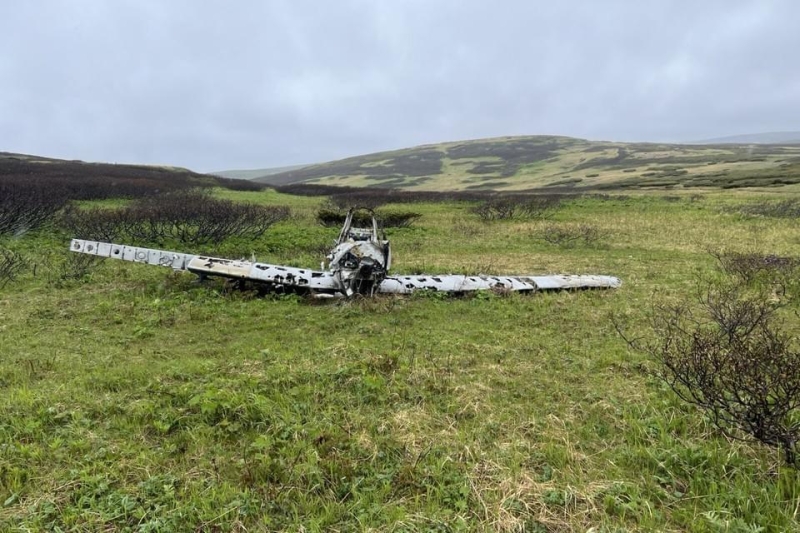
255 136 800 192
1 158 800 531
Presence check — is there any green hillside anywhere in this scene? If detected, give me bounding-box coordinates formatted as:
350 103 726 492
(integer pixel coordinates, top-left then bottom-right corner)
254 135 800 191
694 131 800 144
0 151 265 199
210 164 310 181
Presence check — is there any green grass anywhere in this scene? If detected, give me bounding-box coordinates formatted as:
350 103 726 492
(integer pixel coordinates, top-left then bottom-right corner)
1 190 800 531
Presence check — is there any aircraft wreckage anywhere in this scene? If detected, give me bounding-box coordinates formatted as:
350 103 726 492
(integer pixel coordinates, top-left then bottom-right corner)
69 209 621 297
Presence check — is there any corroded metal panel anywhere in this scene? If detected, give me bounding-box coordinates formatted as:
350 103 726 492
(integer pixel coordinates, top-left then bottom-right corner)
71 239 196 271
531 275 622 290
378 275 535 294
249 263 339 290
379 274 620 294
187 257 252 278
70 239 341 292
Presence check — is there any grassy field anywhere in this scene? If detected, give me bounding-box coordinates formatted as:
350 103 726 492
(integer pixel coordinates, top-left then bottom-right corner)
1 188 800 531
253 136 800 193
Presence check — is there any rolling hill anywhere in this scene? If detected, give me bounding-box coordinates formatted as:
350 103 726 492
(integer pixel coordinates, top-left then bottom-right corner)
692 131 800 144
210 164 310 181
0 151 263 197
254 135 800 191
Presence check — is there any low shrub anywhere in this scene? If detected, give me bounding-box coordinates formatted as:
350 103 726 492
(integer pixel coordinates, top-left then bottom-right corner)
0 248 27 289
709 249 799 286
618 276 800 467
316 207 421 229
472 195 562 222
61 190 291 246
540 223 608 247
0 158 260 207
0 179 67 236
734 199 800 219
275 184 492 205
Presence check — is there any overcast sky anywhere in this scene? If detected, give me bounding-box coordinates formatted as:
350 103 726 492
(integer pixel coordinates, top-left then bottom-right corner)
1 1 798 172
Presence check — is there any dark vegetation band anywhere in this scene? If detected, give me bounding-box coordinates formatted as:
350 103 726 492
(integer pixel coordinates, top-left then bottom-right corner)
0 158 267 236
61 190 291 246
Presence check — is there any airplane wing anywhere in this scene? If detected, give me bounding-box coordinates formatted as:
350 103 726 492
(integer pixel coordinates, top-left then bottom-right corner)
378 273 621 294
70 239 621 296
69 239 341 293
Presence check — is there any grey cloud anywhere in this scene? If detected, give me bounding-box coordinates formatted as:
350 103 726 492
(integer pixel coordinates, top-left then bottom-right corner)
1 0 798 171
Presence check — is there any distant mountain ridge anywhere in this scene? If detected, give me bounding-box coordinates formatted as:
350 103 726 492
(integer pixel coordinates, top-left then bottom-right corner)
252 135 800 191
691 132 800 144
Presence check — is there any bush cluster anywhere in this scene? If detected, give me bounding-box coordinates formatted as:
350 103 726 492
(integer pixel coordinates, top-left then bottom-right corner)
0 158 266 236
540 223 607 247
315 207 421 229
61 190 291 246
734 199 800 219
710 249 798 285
471 195 563 221
275 184 494 206
0 179 67 236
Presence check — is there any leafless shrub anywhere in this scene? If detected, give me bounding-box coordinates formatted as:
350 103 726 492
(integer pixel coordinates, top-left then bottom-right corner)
472 198 517 221
617 276 800 467
380 212 422 228
734 199 800 219
581 193 630 202
41 251 105 286
275 183 491 204
472 195 562 222
59 204 132 243
316 207 421 228
0 158 258 203
326 194 387 210
0 248 27 289
61 191 291 246
541 223 608 247
504 196 556 219
0 180 67 236
125 191 291 245
709 249 799 286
